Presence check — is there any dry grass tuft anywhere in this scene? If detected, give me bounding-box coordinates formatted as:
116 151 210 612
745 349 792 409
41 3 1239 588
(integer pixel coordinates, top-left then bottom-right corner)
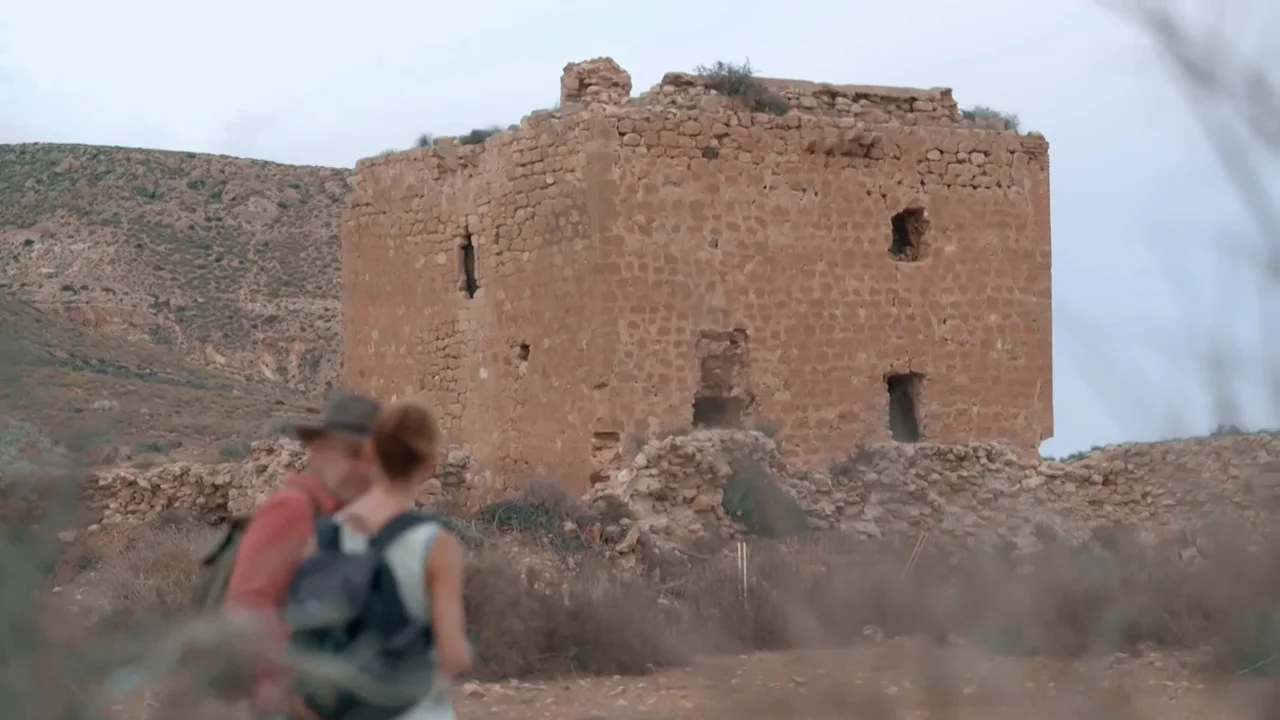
89 520 219 623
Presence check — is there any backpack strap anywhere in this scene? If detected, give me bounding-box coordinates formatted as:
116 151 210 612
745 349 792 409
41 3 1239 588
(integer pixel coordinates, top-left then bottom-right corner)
314 516 344 552
368 511 439 551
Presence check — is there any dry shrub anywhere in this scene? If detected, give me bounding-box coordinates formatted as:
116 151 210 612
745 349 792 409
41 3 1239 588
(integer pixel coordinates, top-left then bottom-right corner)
463 548 561 679
610 519 1280 678
463 548 685 679
558 557 687 674
679 540 821 652
91 519 218 621
675 535 941 653
72 500 1280 693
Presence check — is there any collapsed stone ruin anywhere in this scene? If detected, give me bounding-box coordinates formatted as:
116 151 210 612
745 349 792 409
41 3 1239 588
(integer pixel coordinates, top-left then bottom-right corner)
62 429 1280 559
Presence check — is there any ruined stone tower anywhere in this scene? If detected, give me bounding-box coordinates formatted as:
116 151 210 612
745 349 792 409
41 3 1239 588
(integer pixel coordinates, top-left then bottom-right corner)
342 57 1053 493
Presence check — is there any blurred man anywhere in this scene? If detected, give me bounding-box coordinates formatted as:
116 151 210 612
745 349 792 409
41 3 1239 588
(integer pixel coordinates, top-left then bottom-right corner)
225 392 382 719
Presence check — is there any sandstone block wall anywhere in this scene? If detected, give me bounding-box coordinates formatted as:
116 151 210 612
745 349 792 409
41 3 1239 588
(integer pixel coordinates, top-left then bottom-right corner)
343 57 1052 493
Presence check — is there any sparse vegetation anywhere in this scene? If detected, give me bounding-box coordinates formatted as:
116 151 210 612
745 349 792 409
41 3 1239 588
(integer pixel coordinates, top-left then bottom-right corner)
0 144 346 399
66 495 1280 690
960 104 1021 132
459 126 502 145
412 126 502 148
694 60 791 116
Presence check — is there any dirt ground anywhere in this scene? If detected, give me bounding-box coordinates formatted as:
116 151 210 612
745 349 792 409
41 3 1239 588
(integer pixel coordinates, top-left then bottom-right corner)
102 643 1270 719
451 642 1265 720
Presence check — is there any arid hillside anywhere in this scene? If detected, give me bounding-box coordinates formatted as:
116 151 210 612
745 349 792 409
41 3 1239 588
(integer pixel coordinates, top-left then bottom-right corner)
0 295 315 464
0 143 348 394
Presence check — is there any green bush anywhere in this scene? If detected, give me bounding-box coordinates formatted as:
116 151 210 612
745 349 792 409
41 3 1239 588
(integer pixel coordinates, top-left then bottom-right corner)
694 60 790 116
960 105 1021 132
721 463 809 538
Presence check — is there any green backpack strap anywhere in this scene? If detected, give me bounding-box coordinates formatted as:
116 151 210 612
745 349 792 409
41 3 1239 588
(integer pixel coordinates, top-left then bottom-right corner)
192 488 327 612
192 515 251 613
187 488 330 699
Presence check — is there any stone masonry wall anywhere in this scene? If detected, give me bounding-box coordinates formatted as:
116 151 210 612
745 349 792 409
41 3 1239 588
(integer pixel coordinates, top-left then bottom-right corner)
342 82 609 489
343 57 1052 495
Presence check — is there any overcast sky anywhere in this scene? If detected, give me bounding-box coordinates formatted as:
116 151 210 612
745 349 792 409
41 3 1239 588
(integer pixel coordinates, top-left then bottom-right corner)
3 0 1277 456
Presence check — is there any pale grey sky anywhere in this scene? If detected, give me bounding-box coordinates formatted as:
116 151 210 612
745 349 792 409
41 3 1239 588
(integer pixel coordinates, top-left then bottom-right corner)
3 0 1277 456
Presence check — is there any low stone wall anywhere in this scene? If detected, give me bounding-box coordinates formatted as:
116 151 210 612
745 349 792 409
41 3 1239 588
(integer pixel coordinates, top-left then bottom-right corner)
81 439 477 525
70 429 1280 556
584 430 1280 554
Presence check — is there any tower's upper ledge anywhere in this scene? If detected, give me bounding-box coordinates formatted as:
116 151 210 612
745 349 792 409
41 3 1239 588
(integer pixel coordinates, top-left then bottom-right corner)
352 56 1040 173
558 57 1006 132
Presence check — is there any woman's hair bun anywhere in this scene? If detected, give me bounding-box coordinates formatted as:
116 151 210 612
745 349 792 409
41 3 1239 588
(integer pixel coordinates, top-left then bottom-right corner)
371 401 440 479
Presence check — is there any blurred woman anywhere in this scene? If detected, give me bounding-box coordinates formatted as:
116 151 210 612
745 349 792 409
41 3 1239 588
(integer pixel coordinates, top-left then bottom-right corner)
326 400 473 719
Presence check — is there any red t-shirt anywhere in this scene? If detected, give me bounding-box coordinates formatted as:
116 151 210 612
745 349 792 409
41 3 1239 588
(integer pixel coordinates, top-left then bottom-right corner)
225 472 340 687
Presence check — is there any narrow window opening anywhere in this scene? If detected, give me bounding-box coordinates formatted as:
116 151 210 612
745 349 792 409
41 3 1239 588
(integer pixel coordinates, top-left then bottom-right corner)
886 372 923 442
459 234 479 298
888 208 930 262
691 329 754 429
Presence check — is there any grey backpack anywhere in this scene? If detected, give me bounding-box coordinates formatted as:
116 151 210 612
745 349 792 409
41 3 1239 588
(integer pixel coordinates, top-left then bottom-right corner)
283 512 440 720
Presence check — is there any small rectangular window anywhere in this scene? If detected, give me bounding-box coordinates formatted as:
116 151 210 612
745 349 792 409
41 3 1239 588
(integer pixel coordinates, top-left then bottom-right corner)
460 234 479 298
886 372 923 441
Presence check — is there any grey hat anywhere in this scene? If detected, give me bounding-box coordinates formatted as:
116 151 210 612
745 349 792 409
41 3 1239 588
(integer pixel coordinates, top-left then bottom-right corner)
291 392 381 443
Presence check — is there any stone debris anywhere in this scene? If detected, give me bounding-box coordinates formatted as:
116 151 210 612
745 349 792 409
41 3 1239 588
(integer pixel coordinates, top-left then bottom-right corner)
70 429 1280 558
586 428 1280 554
79 438 475 525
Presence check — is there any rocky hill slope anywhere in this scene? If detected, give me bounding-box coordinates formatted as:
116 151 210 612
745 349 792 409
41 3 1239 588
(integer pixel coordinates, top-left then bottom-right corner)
0 143 348 394
0 295 314 465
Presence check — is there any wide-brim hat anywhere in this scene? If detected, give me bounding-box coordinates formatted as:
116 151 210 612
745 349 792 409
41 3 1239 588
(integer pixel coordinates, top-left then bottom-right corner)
291 392 381 443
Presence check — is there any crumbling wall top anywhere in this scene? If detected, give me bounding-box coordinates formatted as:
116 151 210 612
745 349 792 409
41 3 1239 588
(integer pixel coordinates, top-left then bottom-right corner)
554 57 1020 132
647 71 961 127
561 57 633 106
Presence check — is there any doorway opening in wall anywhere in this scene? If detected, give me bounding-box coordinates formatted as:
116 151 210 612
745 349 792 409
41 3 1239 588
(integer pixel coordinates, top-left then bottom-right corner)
692 329 754 428
693 396 749 428
589 431 622 486
885 372 923 442
889 208 930 262
460 234 479 298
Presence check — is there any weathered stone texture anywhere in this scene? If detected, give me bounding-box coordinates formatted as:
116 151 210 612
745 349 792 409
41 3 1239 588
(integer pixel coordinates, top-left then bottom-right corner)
342 58 1052 492
586 430 1280 555
76 439 477 526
